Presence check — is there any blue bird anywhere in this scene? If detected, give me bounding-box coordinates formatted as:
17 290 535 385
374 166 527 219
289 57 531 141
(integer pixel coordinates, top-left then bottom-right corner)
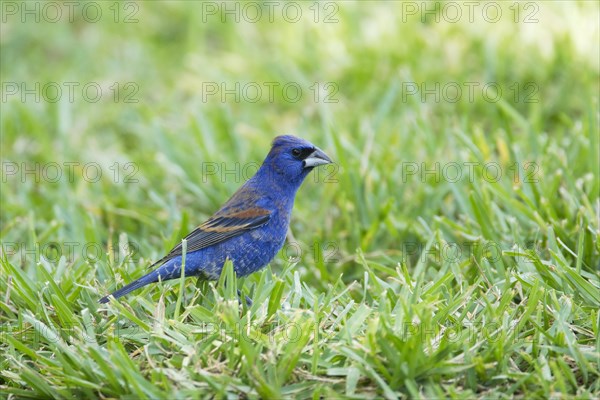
99 135 332 303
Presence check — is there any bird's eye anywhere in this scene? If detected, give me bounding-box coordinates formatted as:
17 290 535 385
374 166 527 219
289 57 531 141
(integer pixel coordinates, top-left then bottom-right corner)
292 148 302 158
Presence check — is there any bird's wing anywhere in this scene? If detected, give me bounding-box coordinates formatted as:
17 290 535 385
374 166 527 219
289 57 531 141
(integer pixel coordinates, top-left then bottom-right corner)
149 188 271 269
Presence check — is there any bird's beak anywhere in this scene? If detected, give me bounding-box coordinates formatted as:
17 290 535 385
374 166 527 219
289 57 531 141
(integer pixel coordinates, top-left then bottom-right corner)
303 147 333 168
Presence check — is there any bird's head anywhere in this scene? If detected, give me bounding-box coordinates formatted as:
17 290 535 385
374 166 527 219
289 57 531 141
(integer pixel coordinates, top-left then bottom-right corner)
260 135 333 188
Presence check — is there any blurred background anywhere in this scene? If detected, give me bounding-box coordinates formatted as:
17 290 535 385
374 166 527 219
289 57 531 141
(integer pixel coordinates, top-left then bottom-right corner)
1 1 599 397
2 1 598 284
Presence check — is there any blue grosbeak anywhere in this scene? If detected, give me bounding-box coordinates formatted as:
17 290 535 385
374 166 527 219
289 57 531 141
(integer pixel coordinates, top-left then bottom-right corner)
99 135 332 303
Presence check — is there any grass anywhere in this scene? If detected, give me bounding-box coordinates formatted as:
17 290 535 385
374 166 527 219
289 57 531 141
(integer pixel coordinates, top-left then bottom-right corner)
1 1 599 398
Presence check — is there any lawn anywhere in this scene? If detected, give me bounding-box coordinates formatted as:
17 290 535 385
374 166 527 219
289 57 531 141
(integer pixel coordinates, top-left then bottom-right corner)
1 1 599 398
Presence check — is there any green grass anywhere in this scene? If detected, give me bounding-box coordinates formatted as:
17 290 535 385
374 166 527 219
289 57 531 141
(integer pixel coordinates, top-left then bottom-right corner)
1 1 599 398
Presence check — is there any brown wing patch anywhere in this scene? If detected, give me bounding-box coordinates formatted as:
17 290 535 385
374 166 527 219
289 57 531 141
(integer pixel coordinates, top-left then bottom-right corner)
226 208 271 219
200 208 270 232
146 184 271 270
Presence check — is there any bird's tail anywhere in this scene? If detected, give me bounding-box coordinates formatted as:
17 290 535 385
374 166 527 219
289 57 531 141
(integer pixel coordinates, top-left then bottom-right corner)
99 268 164 304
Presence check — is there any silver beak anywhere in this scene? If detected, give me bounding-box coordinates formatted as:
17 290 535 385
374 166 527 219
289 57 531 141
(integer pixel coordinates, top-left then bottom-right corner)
303 148 333 168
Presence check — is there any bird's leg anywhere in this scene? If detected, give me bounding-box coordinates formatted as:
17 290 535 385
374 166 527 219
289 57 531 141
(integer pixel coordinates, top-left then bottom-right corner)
237 289 253 306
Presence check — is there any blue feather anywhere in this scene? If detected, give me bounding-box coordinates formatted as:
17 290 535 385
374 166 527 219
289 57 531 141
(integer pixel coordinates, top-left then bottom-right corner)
100 135 332 303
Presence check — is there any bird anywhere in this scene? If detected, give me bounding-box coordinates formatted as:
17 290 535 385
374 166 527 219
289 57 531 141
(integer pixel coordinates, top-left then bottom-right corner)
99 135 333 303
